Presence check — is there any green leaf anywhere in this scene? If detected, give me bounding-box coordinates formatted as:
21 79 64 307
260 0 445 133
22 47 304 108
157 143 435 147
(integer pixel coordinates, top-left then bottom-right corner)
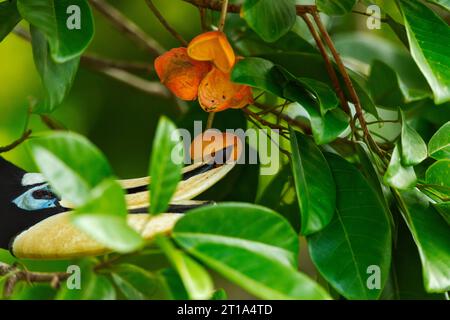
400 110 427 166
57 260 116 300
72 179 144 253
384 144 417 190
316 0 356 15
382 216 446 300
231 58 349 145
400 190 450 292
30 26 79 113
426 0 450 11
28 131 112 206
158 268 189 300
367 63 398 108
308 153 392 300
298 78 339 116
0 0 21 42
426 159 450 190
399 0 450 104
111 264 159 300
284 82 349 145
211 289 228 300
157 236 213 300
433 202 450 225
231 57 285 97
242 0 296 43
428 121 450 160
17 0 94 62
289 129 336 235
366 0 403 24
173 203 330 299
149 117 183 214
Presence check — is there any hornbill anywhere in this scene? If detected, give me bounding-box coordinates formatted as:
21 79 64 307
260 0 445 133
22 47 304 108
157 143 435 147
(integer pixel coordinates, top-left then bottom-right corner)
0 140 240 259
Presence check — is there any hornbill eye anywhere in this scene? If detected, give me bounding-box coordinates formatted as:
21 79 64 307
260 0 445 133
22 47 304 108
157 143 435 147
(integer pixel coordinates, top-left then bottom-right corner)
12 184 59 211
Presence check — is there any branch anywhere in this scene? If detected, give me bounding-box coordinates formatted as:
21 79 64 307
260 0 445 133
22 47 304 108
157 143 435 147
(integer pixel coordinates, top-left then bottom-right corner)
93 67 170 98
144 0 188 46
310 10 384 157
218 0 229 31
88 0 164 56
183 0 316 14
0 263 69 298
300 14 351 116
253 102 312 135
0 130 32 154
81 54 154 74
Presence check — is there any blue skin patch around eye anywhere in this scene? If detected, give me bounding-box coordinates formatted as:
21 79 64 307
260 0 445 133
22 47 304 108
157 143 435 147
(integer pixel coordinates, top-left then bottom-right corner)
13 184 58 211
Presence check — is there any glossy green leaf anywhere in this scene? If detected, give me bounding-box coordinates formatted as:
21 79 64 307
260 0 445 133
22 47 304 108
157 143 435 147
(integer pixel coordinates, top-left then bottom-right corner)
289 129 336 235
0 0 21 42
428 121 450 160
158 268 189 300
57 260 116 300
17 0 94 62
433 202 450 225
212 289 228 300
400 190 450 292
242 0 296 42
157 236 213 300
173 203 330 299
298 78 339 115
426 0 450 11
30 26 80 114
111 264 159 300
28 131 112 206
284 82 349 145
400 110 427 166
72 179 144 253
384 144 417 190
231 57 285 97
308 153 392 300
426 159 450 190
382 215 446 300
261 52 378 117
400 0 450 104
149 117 183 214
316 0 356 15
369 60 429 108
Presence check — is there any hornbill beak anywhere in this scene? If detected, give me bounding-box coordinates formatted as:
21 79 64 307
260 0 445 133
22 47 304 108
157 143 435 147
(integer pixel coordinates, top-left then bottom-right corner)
2 138 242 259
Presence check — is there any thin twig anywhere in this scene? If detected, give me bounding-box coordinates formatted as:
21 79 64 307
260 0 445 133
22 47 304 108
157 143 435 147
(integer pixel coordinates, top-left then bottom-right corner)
183 0 315 14
246 116 291 159
310 10 384 158
253 102 312 135
0 263 69 298
89 0 164 55
40 115 66 130
144 0 188 46
0 130 32 154
300 14 350 116
13 27 154 75
81 54 154 74
95 67 170 98
218 0 229 32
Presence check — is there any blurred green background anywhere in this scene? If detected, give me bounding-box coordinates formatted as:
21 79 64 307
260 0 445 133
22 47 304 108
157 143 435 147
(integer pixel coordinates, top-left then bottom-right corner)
0 0 204 177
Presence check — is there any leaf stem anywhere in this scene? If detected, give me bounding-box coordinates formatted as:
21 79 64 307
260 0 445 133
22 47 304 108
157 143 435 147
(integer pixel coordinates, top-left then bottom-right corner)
0 130 32 154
